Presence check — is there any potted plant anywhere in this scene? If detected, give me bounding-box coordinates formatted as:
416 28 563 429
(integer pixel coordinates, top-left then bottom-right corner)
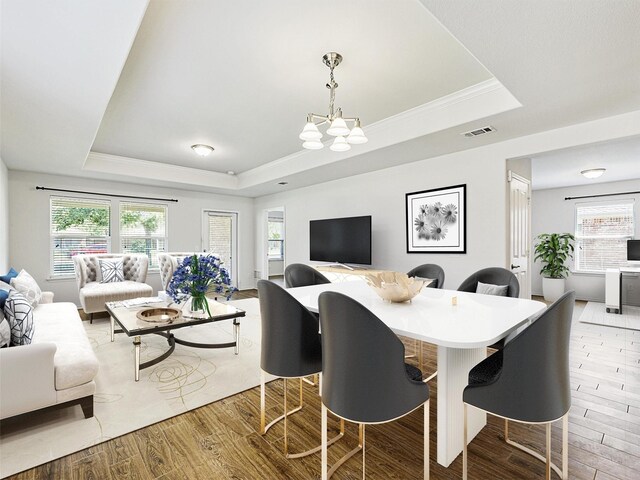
534 233 575 302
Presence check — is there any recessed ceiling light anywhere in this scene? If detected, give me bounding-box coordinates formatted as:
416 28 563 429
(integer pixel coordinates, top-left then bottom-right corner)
581 168 606 179
278 181 288 185
227 170 236 175
191 144 214 156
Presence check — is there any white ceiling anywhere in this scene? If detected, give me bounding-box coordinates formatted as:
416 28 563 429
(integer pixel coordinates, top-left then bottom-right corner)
531 135 640 190
2 0 640 197
92 0 492 174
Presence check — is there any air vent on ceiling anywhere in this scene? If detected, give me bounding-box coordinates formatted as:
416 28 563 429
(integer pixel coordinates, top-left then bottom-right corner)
461 126 496 138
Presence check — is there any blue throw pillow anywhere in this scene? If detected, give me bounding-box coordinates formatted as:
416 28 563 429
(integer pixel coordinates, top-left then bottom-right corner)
0 268 18 284
0 289 9 309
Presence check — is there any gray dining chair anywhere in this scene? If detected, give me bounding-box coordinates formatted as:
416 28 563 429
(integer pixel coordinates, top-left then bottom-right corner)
407 263 445 289
318 291 431 479
458 267 520 349
463 291 575 480
284 263 331 288
457 267 519 298
407 263 445 368
257 280 343 458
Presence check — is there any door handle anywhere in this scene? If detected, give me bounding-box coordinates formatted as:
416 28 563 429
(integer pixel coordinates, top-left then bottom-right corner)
511 264 520 269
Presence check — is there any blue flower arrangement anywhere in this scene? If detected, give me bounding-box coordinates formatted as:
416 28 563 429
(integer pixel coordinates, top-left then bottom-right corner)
166 254 237 317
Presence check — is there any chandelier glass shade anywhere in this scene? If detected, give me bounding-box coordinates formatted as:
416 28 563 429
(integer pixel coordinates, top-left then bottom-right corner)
300 52 367 151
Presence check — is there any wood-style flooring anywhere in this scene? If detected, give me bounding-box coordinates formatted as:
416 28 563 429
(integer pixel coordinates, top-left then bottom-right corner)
7 294 640 479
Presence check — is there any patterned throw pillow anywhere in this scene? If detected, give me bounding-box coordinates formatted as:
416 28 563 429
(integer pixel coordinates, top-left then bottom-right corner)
10 269 42 308
0 309 10 347
100 259 125 283
3 291 35 346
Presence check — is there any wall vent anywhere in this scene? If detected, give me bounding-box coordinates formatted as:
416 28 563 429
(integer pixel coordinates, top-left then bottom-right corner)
461 126 496 137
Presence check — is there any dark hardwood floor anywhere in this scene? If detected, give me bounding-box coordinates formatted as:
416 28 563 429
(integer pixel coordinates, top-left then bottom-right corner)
7 294 640 479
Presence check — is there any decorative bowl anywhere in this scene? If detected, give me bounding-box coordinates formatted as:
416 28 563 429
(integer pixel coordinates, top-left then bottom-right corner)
364 271 428 303
136 307 181 323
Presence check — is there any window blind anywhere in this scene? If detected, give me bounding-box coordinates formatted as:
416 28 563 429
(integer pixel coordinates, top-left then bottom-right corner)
575 200 634 272
119 202 167 268
50 197 111 275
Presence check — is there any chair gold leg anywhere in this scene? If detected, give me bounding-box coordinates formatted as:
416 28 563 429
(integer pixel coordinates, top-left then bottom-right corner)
562 414 568 480
463 403 468 480
321 404 328 480
361 424 366 479
503 415 566 479
546 423 551 480
283 378 288 455
260 371 266 434
424 399 429 480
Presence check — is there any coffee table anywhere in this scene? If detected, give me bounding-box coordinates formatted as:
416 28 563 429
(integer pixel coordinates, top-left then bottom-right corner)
106 298 245 381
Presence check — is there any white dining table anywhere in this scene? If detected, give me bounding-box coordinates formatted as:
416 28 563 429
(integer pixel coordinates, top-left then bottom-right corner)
286 280 546 467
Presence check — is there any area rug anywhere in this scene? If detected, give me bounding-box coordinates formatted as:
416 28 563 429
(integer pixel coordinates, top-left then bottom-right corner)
579 301 640 331
0 298 263 478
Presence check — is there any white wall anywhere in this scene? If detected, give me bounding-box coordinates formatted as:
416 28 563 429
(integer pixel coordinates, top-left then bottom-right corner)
531 179 640 303
8 171 255 304
254 112 640 293
0 157 8 273
254 148 509 291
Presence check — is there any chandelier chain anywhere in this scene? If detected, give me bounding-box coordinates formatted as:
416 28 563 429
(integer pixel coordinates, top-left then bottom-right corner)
328 66 336 119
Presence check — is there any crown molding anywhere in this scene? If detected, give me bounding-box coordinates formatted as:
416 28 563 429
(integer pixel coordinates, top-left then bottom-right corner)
84 78 520 192
237 78 520 189
84 151 238 189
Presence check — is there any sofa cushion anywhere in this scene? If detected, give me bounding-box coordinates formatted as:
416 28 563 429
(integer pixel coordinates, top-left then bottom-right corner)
100 259 124 283
10 269 42 307
32 302 99 390
4 291 35 346
80 280 153 314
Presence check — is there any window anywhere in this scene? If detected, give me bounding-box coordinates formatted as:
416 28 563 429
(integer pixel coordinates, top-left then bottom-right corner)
120 202 167 269
575 200 635 273
268 216 284 259
50 197 111 276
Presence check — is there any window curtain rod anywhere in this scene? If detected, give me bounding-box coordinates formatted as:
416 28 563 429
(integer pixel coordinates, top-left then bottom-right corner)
36 186 178 203
564 190 640 201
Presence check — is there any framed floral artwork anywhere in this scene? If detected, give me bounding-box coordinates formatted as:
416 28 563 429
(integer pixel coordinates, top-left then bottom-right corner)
405 184 466 254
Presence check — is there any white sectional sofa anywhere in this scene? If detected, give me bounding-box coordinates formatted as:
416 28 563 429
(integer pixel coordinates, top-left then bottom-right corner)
0 295 99 420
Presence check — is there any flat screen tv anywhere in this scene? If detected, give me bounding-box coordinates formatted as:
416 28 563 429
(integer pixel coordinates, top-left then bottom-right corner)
310 215 372 265
628 240 640 262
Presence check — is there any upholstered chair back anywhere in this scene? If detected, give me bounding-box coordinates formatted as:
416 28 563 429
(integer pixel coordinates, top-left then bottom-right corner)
158 252 206 291
73 254 149 289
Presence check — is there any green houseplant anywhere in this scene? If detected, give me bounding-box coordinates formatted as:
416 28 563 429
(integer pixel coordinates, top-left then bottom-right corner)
533 233 575 302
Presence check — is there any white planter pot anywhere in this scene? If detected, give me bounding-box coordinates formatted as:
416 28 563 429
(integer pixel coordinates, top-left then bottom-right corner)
542 277 566 302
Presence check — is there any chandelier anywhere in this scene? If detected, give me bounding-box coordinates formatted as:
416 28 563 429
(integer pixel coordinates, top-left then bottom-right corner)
299 52 368 152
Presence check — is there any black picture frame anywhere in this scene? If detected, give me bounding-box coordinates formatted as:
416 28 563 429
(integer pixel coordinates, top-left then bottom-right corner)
405 184 466 254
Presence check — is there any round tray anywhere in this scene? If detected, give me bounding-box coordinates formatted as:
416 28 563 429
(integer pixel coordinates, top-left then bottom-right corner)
136 307 181 323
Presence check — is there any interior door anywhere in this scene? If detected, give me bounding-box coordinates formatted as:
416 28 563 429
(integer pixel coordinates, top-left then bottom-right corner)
203 211 238 288
509 171 532 298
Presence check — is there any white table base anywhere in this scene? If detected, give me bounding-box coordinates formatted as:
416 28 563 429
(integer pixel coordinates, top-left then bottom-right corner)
437 345 487 467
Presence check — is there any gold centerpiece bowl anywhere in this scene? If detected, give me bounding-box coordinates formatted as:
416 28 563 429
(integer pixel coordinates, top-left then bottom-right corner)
364 271 429 303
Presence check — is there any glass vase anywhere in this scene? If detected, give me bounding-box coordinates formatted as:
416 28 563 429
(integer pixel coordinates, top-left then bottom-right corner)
189 294 208 315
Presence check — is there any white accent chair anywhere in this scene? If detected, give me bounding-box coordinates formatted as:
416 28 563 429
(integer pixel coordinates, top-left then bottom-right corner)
0 293 99 420
158 252 206 292
73 254 153 322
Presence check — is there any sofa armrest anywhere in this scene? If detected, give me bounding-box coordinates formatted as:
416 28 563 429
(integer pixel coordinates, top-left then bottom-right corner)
0 343 57 419
40 291 55 304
